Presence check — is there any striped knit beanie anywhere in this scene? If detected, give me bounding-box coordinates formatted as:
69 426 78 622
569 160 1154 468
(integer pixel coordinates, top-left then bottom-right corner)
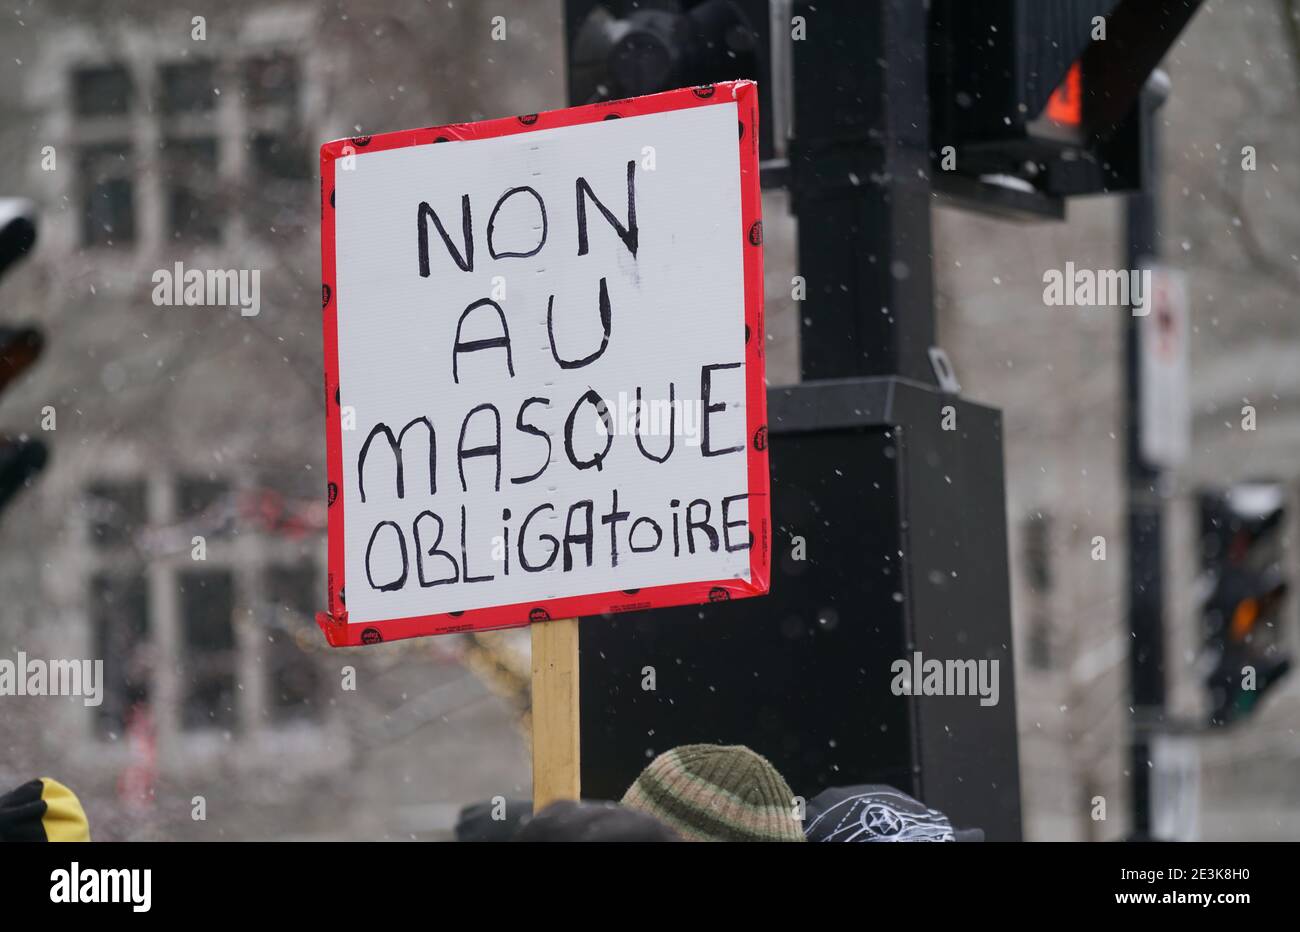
621 744 804 842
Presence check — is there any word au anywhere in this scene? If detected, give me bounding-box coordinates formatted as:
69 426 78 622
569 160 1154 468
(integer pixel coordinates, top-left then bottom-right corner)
890 651 1000 707
1042 263 1152 315
151 262 261 317
0 650 102 707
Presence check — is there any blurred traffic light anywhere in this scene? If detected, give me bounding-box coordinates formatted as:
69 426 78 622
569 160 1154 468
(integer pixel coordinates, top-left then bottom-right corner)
1199 485 1293 727
0 197 48 514
0 326 44 394
929 0 1201 200
0 438 48 511
565 0 774 159
565 1 1202 209
0 198 36 279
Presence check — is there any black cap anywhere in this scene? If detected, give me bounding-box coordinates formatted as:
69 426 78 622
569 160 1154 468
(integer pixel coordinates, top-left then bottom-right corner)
804 785 970 842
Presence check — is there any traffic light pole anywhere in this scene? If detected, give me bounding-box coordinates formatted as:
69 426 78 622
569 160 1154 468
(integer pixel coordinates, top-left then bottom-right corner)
1124 81 1169 839
564 0 1203 843
788 0 936 383
576 0 1023 838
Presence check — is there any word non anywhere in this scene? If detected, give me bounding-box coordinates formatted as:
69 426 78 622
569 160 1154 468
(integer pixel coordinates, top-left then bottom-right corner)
417 161 636 278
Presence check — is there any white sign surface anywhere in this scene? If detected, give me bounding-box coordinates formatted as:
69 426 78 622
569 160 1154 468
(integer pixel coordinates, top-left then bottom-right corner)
1139 265 1190 469
319 85 769 643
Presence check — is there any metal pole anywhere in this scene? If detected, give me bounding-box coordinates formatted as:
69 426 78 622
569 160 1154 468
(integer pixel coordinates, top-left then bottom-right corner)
1125 77 1169 838
788 0 936 383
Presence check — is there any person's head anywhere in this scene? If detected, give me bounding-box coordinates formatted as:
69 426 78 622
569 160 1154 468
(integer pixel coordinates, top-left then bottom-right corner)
621 744 804 842
0 778 90 842
455 798 531 841
803 785 962 842
513 800 680 842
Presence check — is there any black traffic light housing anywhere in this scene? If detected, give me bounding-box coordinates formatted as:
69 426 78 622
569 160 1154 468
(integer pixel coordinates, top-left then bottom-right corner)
1199 486 1293 727
566 1 1202 207
929 0 1202 201
0 326 43 395
0 198 48 513
0 198 37 279
565 0 777 160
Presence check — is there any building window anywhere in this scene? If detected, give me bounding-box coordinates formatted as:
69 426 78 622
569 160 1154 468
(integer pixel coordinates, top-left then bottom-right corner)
157 60 216 114
1026 612 1052 671
72 63 133 117
78 143 135 248
176 475 227 519
1022 512 1054 671
176 474 233 538
86 479 147 551
242 54 298 110
249 131 308 181
1023 513 1053 593
243 53 309 235
68 49 308 251
86 480 150 737
85 472 325 740
178 569 238 731
91 572 150 737
162 137 221 244
265 562 322 721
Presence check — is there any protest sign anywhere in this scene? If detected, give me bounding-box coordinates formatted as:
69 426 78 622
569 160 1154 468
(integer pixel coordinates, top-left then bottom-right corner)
317 81 769 648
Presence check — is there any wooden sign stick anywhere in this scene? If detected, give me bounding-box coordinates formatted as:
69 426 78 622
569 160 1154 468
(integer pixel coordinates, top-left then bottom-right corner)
531 617 581 811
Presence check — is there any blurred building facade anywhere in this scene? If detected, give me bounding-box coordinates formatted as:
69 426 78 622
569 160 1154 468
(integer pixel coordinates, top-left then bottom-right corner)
933 0 1300 840
0 0 560 840
763 0 1300 842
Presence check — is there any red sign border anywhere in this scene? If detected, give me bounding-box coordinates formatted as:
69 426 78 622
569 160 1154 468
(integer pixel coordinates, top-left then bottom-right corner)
316 81 769 647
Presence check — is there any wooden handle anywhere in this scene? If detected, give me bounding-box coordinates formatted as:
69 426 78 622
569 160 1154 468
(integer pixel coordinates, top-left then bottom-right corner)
531 617 581 811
